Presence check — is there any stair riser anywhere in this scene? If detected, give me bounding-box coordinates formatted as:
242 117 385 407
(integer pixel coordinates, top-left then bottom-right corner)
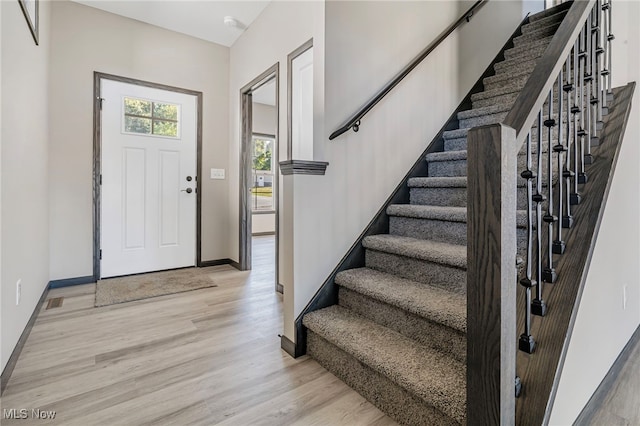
409 187 466 207
459 109 570 131
390 217 467 246
366 250 466 294
307 332 459 426
428 152 558 178
390 216 528 254
483 67 534 88
484 75 529 93
339 288 466 363
514 23 561 44
472 92 519 109
504 41 550 60
410 186 532 210
475 87 584 110
445 133 553 151
494 57 538 74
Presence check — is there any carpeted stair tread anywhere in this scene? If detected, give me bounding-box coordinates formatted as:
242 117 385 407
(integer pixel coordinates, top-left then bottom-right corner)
458 103 512 120
363 234 466 269
426 150 468 162
388 204 466 222
303 305 466 423
335 267 467 333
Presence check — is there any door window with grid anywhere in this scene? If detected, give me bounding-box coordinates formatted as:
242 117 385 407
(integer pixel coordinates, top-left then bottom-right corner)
251 135 275 212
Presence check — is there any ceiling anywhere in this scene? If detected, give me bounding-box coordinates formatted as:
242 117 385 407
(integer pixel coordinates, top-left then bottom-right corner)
72 1 271 47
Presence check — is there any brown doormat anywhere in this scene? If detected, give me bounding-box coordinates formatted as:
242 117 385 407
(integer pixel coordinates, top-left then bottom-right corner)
95 265 233 307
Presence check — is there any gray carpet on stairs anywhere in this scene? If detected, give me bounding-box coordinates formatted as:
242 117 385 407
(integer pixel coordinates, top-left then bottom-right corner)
303 5 570 425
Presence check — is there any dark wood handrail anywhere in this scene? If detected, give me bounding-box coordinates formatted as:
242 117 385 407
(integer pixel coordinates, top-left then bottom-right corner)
329 0 488 140
504 0 595 148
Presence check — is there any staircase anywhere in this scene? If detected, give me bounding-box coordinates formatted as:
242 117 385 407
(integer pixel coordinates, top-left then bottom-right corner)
302 4 573 425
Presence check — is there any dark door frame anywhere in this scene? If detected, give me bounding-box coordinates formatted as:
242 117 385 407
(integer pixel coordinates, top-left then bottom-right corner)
92 71 204 280
239 63 281 292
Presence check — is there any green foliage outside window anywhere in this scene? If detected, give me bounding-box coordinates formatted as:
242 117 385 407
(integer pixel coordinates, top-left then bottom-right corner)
253 138 272 171
124 98 179 138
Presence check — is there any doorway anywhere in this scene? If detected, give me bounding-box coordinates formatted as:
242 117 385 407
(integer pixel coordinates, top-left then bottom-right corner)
240 64 281 293
93 72 203 280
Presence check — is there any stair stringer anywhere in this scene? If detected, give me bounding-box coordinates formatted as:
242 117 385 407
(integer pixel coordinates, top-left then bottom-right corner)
515 82 636 425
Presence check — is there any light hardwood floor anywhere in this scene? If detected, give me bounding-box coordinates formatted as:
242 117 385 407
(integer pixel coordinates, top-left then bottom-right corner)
1 236 396 425
4 236 636 425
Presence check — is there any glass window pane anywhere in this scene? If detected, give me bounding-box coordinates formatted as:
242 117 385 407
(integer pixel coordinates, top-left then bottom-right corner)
124 98 151 117
251 136 275 211
152 120 178 137
252 138 272 172
125 116 152 134
153 102 179 121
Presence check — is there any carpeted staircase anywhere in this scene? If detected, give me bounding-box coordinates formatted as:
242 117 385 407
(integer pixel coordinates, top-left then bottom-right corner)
302 4 572 425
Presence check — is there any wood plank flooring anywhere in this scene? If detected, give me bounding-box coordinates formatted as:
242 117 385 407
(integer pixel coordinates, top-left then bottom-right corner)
1 236 396 425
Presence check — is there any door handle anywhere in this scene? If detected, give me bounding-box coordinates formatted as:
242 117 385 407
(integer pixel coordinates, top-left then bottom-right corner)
181 188 193 194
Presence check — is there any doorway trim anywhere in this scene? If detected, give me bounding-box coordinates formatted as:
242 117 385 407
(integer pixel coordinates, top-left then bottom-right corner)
239 63 281 292
92 72 203 281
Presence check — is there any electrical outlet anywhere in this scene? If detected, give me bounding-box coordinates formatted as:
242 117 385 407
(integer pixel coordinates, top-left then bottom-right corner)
623 283 628 310
16 279 22 306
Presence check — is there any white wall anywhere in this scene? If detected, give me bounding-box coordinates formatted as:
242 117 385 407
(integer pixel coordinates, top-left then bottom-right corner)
275 1 524 343
549 1 640 424
48 0 230 280
252 102 276 235
1 0 51 372
228 0 324 338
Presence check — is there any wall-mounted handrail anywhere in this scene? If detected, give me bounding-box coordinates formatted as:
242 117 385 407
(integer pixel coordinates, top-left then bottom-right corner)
329 0 488 140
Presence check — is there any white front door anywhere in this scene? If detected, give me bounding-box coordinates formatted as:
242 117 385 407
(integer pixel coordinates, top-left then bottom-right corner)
100 80 197 278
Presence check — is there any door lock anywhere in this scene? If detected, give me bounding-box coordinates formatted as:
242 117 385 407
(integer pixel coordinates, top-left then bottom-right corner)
186 176 193 182
181 188 193 194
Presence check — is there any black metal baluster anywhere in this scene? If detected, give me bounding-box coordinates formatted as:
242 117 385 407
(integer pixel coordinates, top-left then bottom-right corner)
519 132 536 353
605 0 614 102
571 39 582 206
554 71 567 254
564 52 575 228
595 0 605 127
601 0 610 115
585 14 595 164
590 5 601 145
543 89 558 283
578 25 589 184
532 110 547 316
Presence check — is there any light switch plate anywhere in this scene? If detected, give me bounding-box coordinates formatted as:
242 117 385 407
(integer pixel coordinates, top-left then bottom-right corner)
210 168 225 180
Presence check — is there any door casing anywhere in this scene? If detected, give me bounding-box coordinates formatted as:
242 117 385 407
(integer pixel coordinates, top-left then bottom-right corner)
93 72 203 280
239 64 281 293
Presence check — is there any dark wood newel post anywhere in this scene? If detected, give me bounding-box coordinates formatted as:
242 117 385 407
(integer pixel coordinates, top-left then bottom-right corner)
467 123 517 425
